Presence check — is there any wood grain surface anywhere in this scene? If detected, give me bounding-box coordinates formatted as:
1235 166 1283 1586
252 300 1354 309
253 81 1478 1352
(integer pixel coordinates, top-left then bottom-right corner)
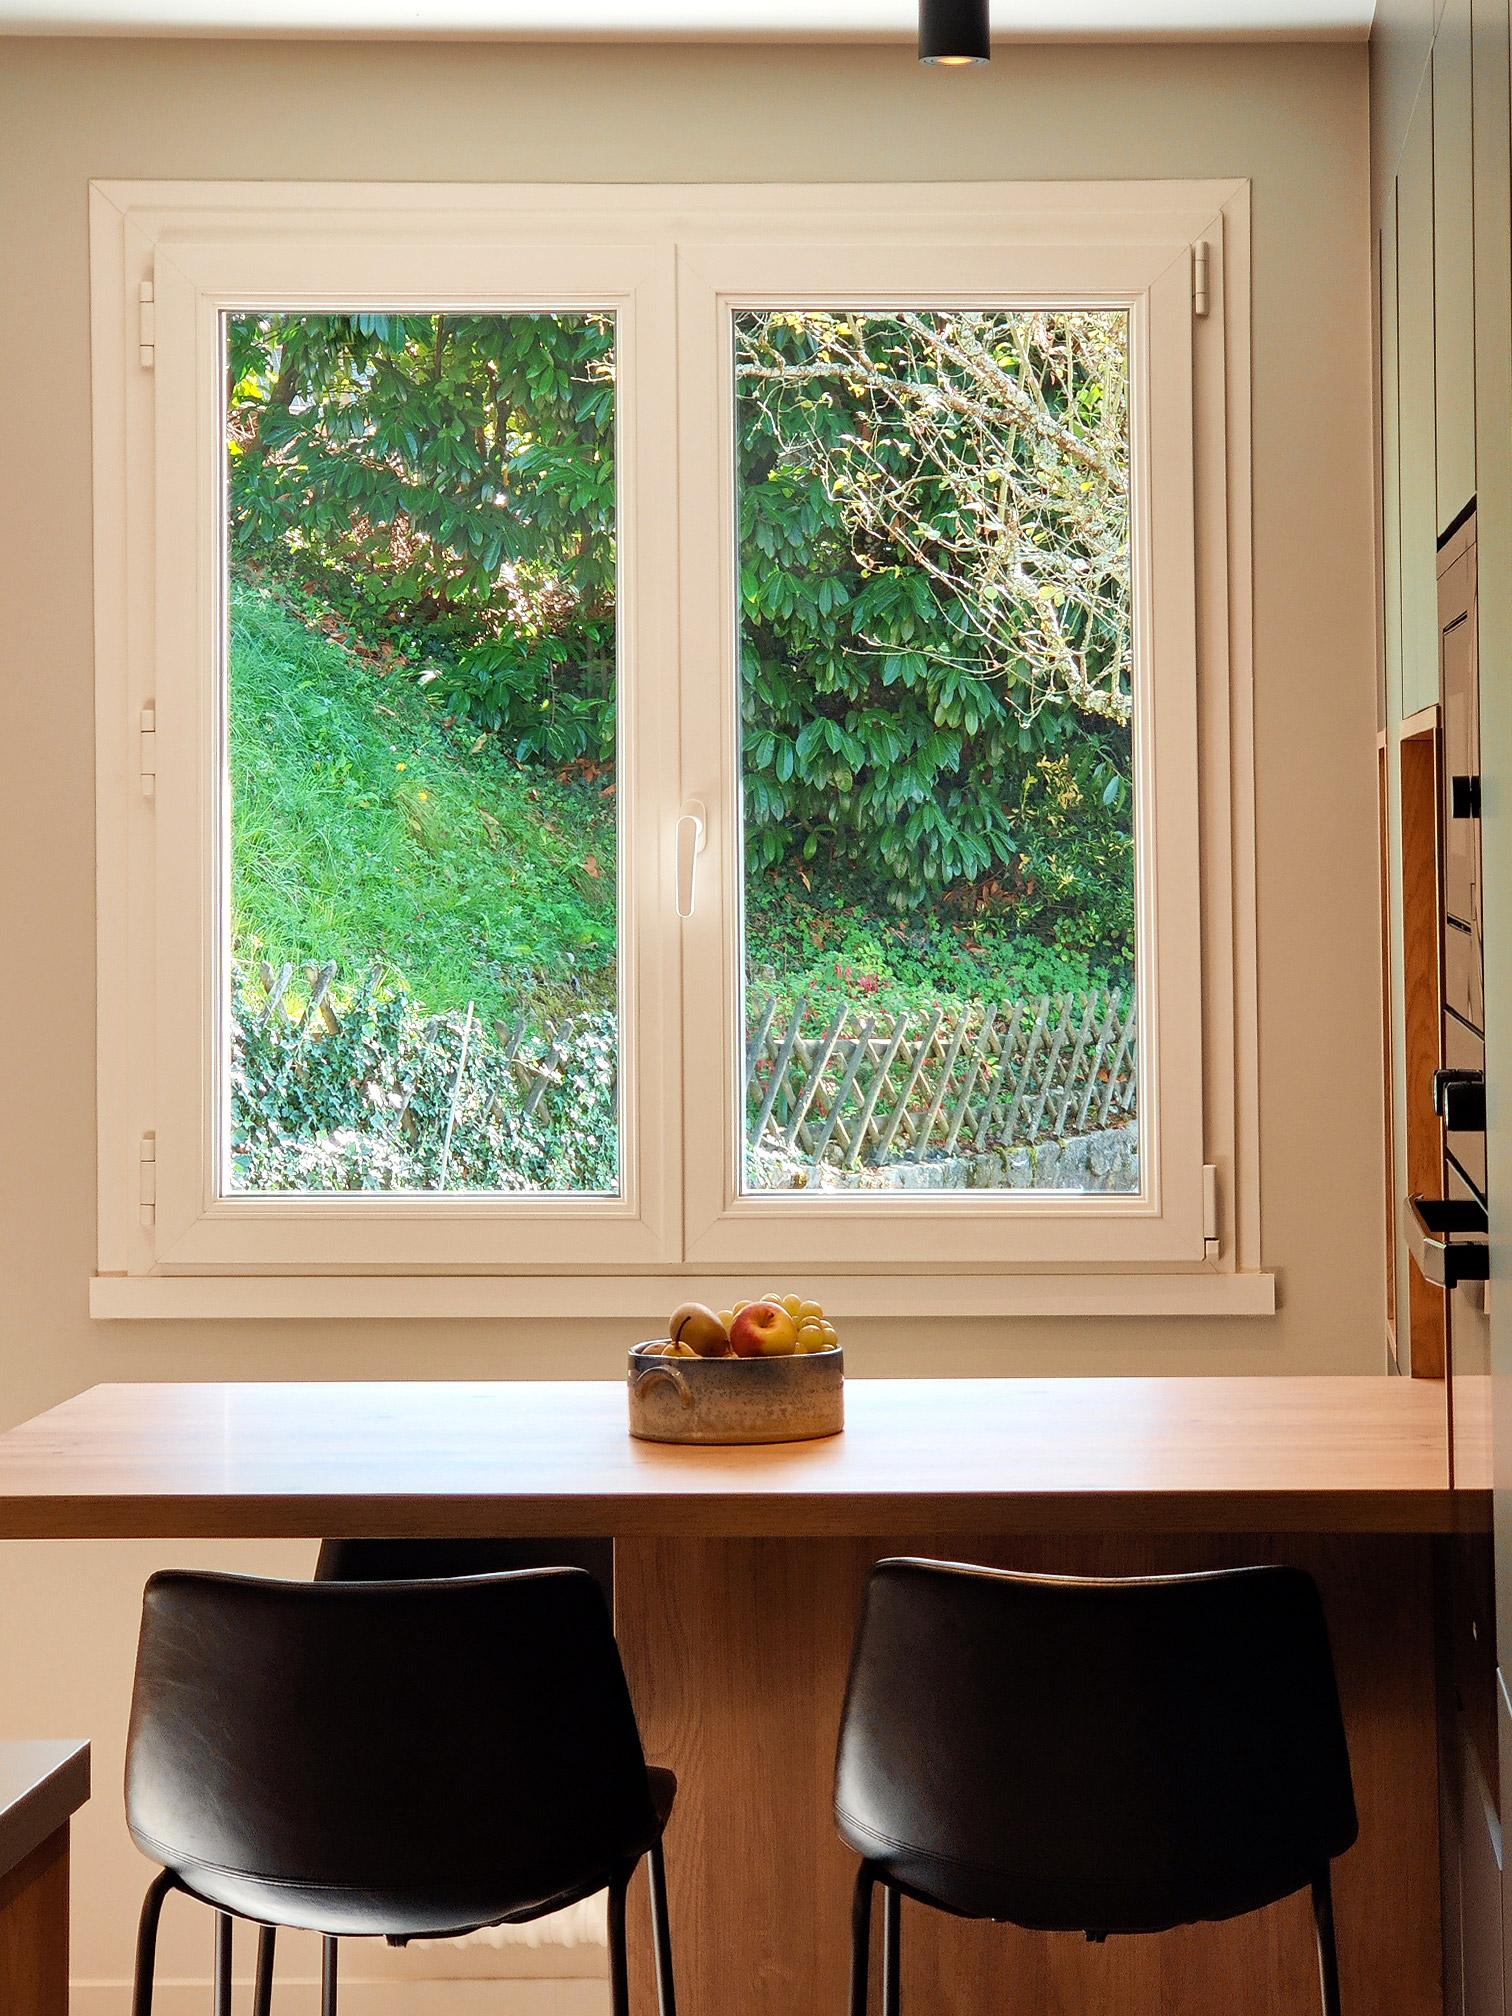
616 1533 1442 2016
0 1376 1460 1539
1400 725 1449 1380
0 1825 69 2016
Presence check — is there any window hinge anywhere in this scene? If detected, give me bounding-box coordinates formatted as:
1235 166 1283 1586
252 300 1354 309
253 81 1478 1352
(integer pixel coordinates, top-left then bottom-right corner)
1203 1162 1220 1258
1193 241 1210 319
140 703 157 798
139 1133 157 1228
138 277 155 369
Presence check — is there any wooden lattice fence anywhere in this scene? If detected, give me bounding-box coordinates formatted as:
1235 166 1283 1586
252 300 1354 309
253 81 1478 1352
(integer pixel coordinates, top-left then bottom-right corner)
247 964 1132 1187
744 990 1136 1175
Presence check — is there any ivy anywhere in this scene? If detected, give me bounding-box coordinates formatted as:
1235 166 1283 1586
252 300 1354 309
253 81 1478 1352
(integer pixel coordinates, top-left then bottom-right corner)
230 966 617 1194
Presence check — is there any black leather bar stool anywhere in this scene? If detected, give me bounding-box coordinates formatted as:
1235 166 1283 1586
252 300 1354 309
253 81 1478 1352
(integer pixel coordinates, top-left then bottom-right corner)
314 1534 614 1609
126 1567 676 2016
834 1558 1358 2016
289 1540 617 2009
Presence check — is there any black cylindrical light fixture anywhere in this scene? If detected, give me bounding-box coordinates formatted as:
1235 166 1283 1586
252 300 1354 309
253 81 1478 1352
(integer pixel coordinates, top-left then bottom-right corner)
919 0 990 64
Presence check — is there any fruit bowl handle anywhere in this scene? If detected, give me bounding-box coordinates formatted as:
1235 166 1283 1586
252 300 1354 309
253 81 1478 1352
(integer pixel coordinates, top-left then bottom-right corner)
630 1363 694 1408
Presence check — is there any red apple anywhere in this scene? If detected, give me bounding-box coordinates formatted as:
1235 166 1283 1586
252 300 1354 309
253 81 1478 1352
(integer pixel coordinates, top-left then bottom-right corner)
728 1299 800 1357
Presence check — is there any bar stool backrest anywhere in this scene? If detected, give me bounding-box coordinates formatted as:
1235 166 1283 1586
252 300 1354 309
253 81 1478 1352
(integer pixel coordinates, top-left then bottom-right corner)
314 1536 614 1612
834 1558 1358 1935
126 1567 658 1936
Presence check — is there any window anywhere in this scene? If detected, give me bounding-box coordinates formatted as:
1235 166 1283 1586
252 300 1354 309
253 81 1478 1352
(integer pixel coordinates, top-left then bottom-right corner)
226 308 623 1202
91 180 1266 1316
730 307 1136 1202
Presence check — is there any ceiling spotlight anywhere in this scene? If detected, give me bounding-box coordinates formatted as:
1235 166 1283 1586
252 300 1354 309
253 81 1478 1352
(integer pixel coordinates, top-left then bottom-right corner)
919 0 990 64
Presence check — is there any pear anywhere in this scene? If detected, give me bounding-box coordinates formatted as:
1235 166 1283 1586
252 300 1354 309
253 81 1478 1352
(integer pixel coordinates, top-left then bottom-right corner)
668 1301 732 1357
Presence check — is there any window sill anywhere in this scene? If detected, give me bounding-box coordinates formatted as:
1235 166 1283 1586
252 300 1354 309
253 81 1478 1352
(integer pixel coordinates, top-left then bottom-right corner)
89 1271 1276 1321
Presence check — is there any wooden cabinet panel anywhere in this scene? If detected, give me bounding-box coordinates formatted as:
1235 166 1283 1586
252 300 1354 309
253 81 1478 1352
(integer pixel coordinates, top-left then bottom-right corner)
1439 1710 1504 2016
1402 723 1448 1378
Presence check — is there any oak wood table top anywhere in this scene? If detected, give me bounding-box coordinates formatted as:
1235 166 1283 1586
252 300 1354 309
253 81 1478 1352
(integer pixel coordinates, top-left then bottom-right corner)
0 1375 1468 1539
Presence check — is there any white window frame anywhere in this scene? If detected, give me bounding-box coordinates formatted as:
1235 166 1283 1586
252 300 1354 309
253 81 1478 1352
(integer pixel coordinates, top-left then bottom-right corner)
90 178 1268 1319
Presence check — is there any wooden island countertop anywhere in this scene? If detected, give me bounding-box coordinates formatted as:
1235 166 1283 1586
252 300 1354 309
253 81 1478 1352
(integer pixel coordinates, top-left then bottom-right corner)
0 1373 1462 1539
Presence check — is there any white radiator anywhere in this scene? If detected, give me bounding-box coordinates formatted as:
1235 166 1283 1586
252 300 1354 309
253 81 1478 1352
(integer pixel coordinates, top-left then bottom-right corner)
421 1895 608 1951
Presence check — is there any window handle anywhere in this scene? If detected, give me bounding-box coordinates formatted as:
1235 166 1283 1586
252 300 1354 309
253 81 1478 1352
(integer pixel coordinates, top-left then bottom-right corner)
676 801 707 919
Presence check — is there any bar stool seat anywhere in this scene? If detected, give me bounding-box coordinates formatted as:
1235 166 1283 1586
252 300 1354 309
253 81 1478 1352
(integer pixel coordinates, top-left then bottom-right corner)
126 1566 676 2016
835 1558 1358 2015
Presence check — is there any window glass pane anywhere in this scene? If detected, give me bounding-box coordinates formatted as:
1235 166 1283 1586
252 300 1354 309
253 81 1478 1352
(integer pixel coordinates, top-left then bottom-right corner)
736 309 1136 1197
224 311 619 1195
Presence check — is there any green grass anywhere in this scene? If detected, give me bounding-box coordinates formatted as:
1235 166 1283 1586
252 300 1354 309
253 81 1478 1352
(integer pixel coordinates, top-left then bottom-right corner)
229 571 617 1029
230 567 1123 1045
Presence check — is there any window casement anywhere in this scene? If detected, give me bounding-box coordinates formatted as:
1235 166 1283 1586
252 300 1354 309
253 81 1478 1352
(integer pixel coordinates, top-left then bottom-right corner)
91 179 1267 1319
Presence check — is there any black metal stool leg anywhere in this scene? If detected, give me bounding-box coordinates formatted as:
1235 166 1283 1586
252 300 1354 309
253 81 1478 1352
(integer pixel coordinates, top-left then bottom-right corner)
253 1924 277 2016
607 1877 631 2016
850 1864 876 2016
882 1881 901 2016
647 1836 677 2016
1312 1865 1342 2016
131 1870 177 2016
321 1935 339 2016
214 1914 233 2016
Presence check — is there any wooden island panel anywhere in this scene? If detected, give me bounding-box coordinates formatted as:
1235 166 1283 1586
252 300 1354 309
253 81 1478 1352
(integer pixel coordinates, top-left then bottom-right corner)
617 1531 1442 2016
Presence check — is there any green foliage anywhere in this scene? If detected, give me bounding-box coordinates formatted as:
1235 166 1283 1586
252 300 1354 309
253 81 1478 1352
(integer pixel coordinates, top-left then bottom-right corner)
745 872 1119 1032
231 968 616 1193
227 305 1134 990
228 311 617 769
734 310 1133 935
229 572 616 1030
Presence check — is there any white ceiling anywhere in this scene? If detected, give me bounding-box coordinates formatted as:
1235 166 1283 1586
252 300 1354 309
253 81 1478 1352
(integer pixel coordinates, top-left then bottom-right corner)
0 0 1375 40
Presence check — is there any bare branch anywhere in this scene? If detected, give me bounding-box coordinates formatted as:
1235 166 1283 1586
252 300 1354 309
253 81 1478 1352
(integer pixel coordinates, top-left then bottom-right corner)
736 310 1132 723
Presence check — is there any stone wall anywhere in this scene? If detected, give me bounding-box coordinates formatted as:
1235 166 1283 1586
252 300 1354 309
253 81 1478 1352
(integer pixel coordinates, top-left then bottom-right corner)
793 1123 1140 1194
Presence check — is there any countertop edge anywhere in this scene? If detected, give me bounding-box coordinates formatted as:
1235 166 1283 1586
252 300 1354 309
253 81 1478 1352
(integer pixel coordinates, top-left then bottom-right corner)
0 1487 1469 1540
0 1739 91 1881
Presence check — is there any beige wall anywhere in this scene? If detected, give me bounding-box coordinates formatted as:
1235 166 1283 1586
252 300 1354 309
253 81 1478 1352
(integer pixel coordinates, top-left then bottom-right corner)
0 31 1378 2008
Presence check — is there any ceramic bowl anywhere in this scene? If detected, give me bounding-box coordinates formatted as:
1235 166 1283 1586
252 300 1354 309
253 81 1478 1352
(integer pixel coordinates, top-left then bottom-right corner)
626 1341 844 1445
